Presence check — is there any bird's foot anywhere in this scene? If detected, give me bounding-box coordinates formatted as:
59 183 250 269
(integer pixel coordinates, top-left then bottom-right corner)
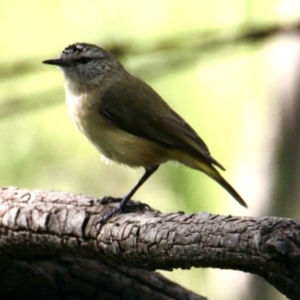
97 196 122 205
95 196 151 225
97 196 151 210
95 205 123 225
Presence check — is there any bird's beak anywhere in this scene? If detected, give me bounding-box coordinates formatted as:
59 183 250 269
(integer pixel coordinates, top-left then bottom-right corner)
42 58 71 66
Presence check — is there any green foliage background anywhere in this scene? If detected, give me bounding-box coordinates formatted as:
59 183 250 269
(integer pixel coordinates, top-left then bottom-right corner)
1 1 299 299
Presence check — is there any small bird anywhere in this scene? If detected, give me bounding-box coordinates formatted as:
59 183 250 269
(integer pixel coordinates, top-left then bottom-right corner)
43 43 247 222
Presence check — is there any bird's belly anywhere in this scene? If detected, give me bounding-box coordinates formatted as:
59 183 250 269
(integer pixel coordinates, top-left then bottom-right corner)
70 105 169 168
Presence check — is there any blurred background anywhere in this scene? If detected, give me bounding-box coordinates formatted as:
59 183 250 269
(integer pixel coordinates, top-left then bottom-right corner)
1 0 300 299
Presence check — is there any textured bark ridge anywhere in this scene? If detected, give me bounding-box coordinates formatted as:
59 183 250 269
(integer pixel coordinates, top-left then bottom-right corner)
0 187 299 299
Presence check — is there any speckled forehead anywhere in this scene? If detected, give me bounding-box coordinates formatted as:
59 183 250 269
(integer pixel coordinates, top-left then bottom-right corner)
61 43 86 57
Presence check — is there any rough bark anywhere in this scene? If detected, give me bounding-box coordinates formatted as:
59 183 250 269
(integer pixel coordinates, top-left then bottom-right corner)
0 187 299 299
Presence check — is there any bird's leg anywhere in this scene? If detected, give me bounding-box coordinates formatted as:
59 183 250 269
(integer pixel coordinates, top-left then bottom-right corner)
96 165 159 224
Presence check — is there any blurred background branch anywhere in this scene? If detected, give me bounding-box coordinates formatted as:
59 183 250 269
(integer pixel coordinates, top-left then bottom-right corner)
2 22 300 120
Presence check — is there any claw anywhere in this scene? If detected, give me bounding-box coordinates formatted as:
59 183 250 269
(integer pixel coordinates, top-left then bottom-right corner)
97 197 122 205
95 205 123 225
94 198 152 225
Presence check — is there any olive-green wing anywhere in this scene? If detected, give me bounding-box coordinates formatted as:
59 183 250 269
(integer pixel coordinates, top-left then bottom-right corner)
99 74 224 170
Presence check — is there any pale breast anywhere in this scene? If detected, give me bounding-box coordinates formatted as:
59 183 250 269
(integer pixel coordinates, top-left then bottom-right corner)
65 89 169 168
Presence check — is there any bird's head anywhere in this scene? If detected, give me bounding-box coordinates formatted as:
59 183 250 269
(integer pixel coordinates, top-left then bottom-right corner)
43 43 124 90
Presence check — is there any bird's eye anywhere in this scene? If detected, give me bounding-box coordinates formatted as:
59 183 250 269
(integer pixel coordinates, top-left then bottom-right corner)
76 57 91 64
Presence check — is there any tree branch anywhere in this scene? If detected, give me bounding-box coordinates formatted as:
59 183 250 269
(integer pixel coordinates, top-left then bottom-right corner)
0 257 205 300
0 187 299 299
